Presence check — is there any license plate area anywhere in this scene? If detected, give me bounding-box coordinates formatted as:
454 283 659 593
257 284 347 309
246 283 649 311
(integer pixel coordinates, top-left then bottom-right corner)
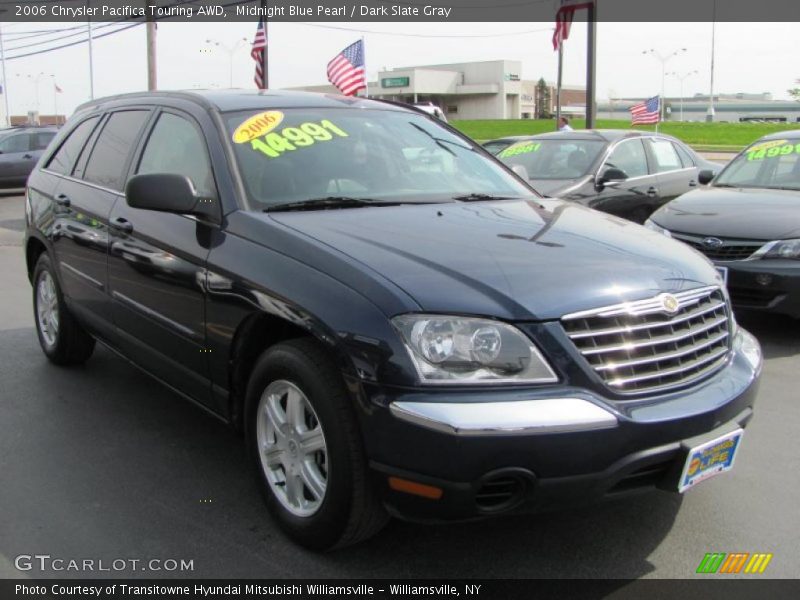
678 428 743 492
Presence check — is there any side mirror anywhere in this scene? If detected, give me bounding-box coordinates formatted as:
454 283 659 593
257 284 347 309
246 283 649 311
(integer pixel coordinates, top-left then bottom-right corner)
511 164 530 181
126 173 218 222
698 169 715 185
596 167 627 188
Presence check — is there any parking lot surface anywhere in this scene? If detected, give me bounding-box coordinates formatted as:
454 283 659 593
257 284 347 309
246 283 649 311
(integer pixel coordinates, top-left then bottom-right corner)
0 194 798 579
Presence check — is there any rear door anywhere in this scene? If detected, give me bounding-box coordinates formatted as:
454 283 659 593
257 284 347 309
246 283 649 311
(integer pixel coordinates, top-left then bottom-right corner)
0 132 36 187
53 110 152 330
106 108 218 406
644 136 698 207
590 137 660 222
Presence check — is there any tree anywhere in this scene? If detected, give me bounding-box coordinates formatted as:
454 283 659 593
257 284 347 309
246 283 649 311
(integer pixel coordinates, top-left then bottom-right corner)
790 79 800 101
535 78 552 119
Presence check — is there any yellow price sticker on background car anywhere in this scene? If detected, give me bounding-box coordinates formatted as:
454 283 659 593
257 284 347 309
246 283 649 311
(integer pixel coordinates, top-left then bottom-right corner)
232 111 285 144
499 142 541 159
746 141 800 161
244 118 349 159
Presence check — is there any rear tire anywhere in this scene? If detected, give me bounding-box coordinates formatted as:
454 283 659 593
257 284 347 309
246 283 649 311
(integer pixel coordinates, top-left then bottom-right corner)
32 253 95 365
245 338 388 550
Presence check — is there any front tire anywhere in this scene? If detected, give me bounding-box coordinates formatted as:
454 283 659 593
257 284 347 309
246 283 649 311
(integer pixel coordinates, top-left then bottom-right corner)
32 253 95 365
245 338 388 550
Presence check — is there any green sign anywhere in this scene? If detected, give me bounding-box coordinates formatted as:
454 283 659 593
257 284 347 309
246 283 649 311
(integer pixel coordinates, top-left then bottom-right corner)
381 77 410 88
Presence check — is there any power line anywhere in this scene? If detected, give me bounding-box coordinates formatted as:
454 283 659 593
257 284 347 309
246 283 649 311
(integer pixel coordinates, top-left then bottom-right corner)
295 22 553 38
3 23 124 52
3 23 143 61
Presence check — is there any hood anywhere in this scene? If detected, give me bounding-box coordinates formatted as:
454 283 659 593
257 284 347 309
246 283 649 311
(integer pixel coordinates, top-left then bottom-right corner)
652 185 800 240
268 199 720 321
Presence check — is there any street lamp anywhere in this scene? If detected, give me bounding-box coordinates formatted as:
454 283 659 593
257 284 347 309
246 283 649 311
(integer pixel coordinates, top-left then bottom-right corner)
15 72 49 114
667 70 698 122
204 37 248 88
642 48 687 122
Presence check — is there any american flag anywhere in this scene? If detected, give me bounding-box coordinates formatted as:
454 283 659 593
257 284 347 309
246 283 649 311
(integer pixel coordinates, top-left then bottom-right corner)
630 96 661 125
553 1 595 51
251 18 267 89
327 40 366 97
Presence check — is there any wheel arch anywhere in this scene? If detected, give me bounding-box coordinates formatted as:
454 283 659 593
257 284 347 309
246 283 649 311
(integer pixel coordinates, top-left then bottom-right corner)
25 235 49 283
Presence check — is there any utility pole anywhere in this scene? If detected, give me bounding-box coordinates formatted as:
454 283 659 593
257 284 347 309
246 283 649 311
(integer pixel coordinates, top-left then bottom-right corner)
146 0 157 91
0 23 9 127
88 6 95 99
585 2 597 129
707 0 717 122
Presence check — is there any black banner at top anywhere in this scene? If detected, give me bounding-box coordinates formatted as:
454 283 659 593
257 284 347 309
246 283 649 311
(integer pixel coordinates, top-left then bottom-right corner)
1 0 799 22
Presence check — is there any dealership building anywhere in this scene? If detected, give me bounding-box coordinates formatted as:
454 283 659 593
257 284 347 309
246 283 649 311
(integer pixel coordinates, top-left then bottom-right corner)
289 59 587 120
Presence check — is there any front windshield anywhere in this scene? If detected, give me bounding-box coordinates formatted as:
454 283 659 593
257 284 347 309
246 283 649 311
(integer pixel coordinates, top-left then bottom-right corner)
225 107 534 208
715 138 800 191
496 139 606 179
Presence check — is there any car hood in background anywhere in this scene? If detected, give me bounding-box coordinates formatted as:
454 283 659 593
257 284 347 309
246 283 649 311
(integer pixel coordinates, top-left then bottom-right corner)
652 185 800 240
268 199 718 321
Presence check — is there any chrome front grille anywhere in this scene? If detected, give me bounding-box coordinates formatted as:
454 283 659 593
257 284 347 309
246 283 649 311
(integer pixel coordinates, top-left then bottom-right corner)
670 232 764 262
562 286 731 395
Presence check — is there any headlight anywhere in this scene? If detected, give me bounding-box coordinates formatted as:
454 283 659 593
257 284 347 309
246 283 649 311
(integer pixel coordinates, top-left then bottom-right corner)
392 314 558 384
643 219 672 238
762 239 800 260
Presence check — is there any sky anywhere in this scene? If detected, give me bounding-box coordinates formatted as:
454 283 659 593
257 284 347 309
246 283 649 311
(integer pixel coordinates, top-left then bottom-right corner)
1 20 797 118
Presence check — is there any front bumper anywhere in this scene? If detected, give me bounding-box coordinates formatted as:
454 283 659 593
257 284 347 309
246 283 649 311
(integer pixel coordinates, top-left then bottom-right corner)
358 329 762 522
722 258 800 318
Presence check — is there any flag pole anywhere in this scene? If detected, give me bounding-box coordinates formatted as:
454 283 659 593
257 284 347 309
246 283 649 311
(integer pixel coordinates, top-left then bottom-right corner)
268 0 269 90
555 41 563 130
361 36 369 98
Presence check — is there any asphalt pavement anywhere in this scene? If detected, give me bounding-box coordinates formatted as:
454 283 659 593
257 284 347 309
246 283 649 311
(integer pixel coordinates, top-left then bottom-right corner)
0 194 798 579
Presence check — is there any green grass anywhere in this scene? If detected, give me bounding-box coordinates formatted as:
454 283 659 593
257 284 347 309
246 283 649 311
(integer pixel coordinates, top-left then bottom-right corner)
451 119 800 150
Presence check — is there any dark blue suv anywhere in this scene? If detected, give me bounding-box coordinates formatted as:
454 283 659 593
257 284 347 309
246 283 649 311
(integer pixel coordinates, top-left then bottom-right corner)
24 91 761 549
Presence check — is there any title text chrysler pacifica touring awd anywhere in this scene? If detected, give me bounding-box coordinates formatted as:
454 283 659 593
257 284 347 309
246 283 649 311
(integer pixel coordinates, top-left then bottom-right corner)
24 91 762 549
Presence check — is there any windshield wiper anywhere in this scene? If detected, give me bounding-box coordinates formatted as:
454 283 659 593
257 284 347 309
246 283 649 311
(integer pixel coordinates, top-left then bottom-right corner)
264 196 401 212
452 193 519 201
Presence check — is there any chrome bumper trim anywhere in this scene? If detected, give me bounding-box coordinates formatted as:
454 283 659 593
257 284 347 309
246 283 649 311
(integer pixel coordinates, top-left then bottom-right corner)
389 398 618 436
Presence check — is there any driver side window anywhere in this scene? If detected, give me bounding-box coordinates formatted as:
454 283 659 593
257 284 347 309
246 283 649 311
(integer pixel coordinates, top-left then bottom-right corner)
137 112 216 198
606 139 648 179
0 134 30 154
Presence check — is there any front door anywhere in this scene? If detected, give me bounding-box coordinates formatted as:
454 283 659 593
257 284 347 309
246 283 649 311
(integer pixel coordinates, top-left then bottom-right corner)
107 110 219 407
591 138 661 222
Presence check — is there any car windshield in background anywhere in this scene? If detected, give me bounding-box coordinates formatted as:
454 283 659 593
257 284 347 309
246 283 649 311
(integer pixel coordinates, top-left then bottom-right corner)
497 139 606 179
225 108 534 209
715 138 800 191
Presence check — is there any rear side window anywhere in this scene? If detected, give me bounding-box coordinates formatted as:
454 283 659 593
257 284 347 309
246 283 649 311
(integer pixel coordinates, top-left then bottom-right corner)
647 139 683 173
137 112 216 198
673 142 695 168
47 117 100 175
83 111 149 190
32 132 56 150
0 133 30 153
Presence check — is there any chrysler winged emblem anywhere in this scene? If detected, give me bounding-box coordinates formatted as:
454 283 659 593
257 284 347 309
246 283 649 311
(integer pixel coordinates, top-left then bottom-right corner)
660 293 680 314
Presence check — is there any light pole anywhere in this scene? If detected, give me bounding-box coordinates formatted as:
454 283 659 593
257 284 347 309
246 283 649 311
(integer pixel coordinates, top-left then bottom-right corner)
204 38 248 88
667 70 698 121
642 48 687 123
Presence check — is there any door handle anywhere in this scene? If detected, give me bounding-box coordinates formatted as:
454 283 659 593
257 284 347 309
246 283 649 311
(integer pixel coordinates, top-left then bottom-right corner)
110 216 134 234
646 187 658 197
23 153 33 159
688 180 698 187
55 193 71 207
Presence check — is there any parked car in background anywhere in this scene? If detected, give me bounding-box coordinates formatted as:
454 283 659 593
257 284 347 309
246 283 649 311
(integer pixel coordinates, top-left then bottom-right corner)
494 130 721 223
646 131 800 319
482 135 531 155
25 91 760 550
0 126 58 190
